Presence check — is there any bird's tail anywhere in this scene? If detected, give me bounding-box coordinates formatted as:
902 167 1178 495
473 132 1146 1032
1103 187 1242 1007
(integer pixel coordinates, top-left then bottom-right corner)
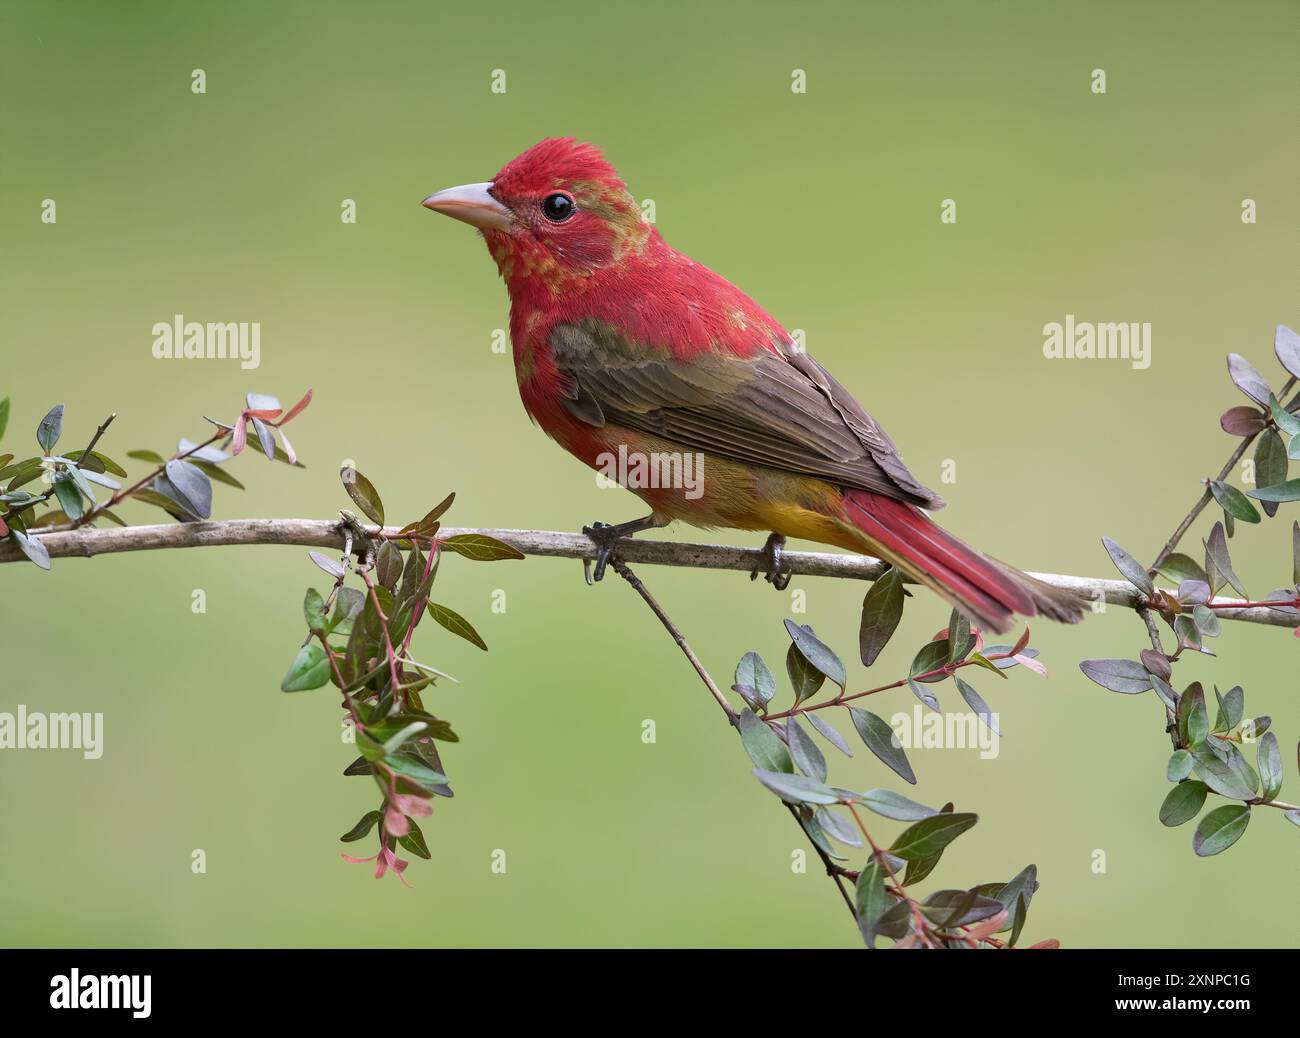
838 490 1085 634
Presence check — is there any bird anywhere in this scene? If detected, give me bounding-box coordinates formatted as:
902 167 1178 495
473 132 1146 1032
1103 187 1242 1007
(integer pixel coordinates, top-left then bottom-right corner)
422 138 1083 634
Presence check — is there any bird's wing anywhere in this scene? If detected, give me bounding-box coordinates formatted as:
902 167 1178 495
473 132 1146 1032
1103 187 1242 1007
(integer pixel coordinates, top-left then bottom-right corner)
549 319 943 508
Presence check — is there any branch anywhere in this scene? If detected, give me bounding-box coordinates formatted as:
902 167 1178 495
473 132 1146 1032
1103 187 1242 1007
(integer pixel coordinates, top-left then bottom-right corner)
1149 375 1298 573
4 518 1297 628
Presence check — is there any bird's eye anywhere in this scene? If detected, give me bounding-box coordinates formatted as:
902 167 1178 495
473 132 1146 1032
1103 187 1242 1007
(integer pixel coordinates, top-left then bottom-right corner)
540 193 575 222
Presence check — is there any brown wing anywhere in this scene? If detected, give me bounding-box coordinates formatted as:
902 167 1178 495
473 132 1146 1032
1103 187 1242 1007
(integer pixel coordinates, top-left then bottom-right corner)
549 318 944 509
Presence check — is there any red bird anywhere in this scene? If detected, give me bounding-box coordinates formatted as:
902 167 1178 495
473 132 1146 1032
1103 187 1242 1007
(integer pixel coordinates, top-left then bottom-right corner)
423 138 1082 633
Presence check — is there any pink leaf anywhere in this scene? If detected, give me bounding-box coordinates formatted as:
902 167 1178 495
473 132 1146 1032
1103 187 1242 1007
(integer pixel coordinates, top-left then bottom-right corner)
384 805 410 838
277 427 296 466
277 388 313 425
231 416 248 456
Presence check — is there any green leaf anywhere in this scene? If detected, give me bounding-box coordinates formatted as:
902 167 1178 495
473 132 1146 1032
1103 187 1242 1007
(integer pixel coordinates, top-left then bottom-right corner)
383 753 447 794
909 638 950 683
752 768 840 805
1167 749 1194 782
340 810 381 842
889 812 978 860
1186 686 1209 745
995 865 1038 941
52 473 84 520
127 449 165 464
850 707 915 785
734 651 776 710
63 448 128 477
859 567 905 666
1079 658 1151 694
906 676 939 713
280 643 330 692
875 900 914 941
814 807 862 848
921 889 1004 928
1192 804 1251 857
1206 521 1247 599
439 533 525 561
954 676 1000 736
1254 428 1288 517
1102 537 1156 596
36 404 63 452
854 859 890 948
327 587 365 635
1193 604 1221 638
341 465 384 524
901 853 942 887
163 459 212 519
786 641 826 706
805 711 853 757
1155 553 1209 586
303 587 327 633
1214 686 1244 731
784 620 846 689
1159 780 1207 826
1248 479 1300 503
796 804 847 863
786 716 827 782
947 609 973 664
380 721 429 755
738 709 793 774
398 817 432 860
1192 745 1259 801
1294 521 1300 586
425 600 488 651
0 397 8 440
375 540 403 588
1210 480 1260 523
856 788 937 821
10 529 50 570
1258 732 1282 802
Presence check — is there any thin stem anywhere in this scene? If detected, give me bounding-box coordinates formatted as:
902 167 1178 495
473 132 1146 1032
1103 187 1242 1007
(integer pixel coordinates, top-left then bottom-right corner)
0 411 118 523
847 802 937 949
783 803 856 920
1149 376 1298 573
764 651 1014 722
71 427 228 529
359 568 403 699
608 556 737 725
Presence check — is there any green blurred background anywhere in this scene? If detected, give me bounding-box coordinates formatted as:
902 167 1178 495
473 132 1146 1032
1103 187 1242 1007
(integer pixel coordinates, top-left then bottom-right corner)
1 0 1296 947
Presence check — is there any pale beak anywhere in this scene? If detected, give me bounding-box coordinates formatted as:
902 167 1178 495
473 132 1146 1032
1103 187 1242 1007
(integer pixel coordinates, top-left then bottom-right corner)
421 182 512 231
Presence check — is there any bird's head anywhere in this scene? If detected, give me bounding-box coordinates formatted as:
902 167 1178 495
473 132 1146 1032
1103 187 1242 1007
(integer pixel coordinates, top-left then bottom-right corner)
422 138 653 291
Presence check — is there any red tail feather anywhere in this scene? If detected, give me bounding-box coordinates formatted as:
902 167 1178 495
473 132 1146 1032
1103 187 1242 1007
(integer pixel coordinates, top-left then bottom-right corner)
842 491 1038 633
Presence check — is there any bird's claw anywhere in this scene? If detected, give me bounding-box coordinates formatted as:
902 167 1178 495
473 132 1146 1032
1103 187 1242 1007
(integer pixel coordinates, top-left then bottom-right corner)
750 533 792 591
582 521 622 584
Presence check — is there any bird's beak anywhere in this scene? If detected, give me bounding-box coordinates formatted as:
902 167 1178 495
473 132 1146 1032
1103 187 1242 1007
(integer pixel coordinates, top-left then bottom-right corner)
421 182 512 231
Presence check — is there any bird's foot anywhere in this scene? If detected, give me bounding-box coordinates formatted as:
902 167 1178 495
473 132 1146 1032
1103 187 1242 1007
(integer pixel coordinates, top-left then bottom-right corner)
581 514 663 584
750 532 792 591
